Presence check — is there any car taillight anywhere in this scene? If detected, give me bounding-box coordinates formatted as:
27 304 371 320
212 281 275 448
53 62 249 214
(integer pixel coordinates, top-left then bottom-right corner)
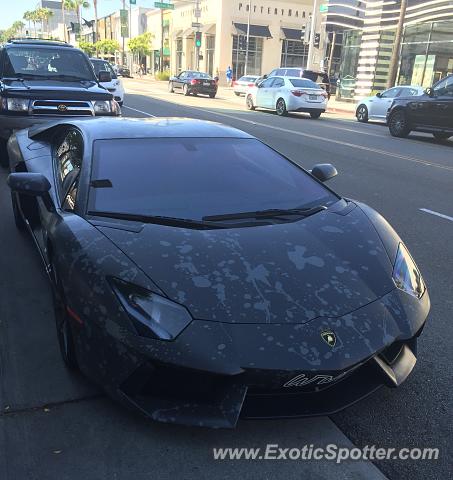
291 90 306 97
190 79 198 85
247 83 255 87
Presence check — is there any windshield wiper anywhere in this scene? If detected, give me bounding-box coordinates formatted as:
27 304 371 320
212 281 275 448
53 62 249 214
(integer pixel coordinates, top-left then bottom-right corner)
202 205 327 222
88 211 228 229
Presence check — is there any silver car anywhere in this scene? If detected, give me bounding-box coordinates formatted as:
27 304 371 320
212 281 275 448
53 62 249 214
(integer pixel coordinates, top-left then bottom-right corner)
233 75 260 96
356 85 424 123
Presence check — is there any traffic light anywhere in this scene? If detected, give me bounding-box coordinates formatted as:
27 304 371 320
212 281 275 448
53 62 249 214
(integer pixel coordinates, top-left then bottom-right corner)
195 31 202 48
314 33 320 48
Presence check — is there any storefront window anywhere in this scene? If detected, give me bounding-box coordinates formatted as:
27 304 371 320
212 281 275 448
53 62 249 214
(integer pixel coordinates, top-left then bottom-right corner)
176 38 183 72
398 20 453 87
232 35 263 78
338 30 362 99
205 35 215 76
280 40 308 68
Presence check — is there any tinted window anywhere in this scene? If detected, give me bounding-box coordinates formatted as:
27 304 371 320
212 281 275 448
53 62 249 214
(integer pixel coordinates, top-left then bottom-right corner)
91 59 117 79
193 72 211 79
271 77 285 88
285 68 302 77
290 78 319 89
4 47 95 80
54 129 83 197
381 88 401 99
88 138 337 220
260 78 275 87
434 76 453 97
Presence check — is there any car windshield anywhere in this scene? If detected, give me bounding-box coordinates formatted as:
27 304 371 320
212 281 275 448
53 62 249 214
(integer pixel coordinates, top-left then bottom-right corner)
190 72 211 79
290 79 320 89
4 47 95 81
91 60 117 79
88 138 337 221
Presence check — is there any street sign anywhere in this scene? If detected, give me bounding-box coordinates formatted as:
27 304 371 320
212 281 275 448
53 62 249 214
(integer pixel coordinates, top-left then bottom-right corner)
154 2 175 9
320 4 328 13
192 22 201 28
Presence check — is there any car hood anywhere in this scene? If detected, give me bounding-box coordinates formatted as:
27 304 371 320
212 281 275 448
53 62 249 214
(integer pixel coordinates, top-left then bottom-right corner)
2 79 112 100
95 203 395 324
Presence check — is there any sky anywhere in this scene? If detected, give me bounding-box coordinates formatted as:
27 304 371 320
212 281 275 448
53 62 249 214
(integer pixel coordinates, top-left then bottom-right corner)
0 0 153 30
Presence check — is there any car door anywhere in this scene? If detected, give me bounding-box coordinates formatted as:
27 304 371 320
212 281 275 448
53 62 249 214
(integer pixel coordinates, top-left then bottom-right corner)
431 76 453 128
255 77 276 108
268 77 285 109
370 87 401 119
174 71 186 90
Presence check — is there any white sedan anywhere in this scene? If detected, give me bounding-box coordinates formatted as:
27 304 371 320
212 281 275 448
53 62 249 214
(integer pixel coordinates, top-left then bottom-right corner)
246 76 328 118
356 85 424 123
91 58 125 106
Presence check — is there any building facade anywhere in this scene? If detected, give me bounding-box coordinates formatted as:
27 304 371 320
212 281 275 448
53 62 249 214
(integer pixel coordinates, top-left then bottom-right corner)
145 0 324 83
323 0 453 98
39 0 78 40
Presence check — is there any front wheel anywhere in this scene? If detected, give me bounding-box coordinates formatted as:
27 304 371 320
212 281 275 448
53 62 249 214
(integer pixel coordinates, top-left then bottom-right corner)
51 262 79 370
388 110 411 138
209 93 216 98
246 95 255 110
356 104 368 123
310 111 322 119
0 139 8 168
168 81 174 93
432 132 451 141
276 98 287 116
183 84 190 96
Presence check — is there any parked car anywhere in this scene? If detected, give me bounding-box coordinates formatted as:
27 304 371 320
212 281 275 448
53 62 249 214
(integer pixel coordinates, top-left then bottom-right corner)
387 74 453 140
266 68 331 99
91 58 125 106
233 75 260 96
168 71 218 98
0 38 120 167
114 65 131 78
246 76 328 118
7 116 429 428
356 86 424 123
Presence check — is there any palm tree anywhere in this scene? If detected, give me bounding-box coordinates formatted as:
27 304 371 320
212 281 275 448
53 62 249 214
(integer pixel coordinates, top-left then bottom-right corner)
23 11 33 35
38 8 54 37
12 21 25 37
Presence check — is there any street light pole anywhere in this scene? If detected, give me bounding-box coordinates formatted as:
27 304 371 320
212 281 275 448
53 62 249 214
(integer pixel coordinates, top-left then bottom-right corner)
195 0 201 71
244 0 251 76
387 0 407 88
122 0 126 65
307 0 318 70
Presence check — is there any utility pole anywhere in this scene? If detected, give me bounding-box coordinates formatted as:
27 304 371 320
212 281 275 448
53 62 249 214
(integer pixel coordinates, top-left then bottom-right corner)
244 0 251 76
387 0 407 88
122 0 126 65
306 0 318 70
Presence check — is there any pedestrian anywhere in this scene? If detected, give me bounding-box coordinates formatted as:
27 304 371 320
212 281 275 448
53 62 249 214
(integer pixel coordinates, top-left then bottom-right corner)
214 67 220 85
226 65 233 87
141 64 145 77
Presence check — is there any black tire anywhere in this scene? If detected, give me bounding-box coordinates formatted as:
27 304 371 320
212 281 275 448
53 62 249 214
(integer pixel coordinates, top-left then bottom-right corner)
310 111 322 119
209 93 216 98
388 110 411 138
246 95 255 110
51 262 79 370
234 92 241 96
432 132 451 141
0 138 8 168
276 98 288 116
168 81 174 93
356 104 368 123
11 193 26 231
183 84 190 96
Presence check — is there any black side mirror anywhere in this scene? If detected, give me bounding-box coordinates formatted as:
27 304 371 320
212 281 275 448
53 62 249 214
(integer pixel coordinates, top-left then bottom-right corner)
376 92 382 98
98 70 112 83
310 164 338 182
425 87 434 97
7 173 55 211
262 74 268 79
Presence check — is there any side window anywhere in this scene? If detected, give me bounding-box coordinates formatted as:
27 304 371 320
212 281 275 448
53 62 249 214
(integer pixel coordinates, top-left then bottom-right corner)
54 129 83 209
269 69 278 77
261 78 275 88
272 78 285 88
381 88 400 99
62 182 78 211
179 71 186 79
434 76 453 97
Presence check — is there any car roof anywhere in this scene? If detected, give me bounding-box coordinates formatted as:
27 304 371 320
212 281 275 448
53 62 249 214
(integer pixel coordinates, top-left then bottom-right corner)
6 39 73 48
28 117 254 141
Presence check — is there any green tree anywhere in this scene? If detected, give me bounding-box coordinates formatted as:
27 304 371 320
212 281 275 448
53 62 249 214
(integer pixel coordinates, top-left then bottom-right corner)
95 39 120 55
79 40 96 56
128 32 154 57
23 11 33 34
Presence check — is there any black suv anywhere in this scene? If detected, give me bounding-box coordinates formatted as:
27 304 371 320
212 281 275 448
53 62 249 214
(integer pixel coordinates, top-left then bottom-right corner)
387 74 453 140
0 39 120 165
266 68 331 98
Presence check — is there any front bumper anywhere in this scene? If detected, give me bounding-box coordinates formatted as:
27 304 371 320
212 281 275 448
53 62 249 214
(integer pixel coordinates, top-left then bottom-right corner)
75 287 429 428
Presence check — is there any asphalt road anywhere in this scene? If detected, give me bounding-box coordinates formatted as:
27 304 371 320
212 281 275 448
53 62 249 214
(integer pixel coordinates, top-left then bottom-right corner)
1 82 451 480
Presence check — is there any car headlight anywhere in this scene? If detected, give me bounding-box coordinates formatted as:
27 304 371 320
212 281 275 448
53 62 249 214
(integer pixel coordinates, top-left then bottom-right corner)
110 278 192 340
392 243 425 298
6 98 30 111
93 100 113 114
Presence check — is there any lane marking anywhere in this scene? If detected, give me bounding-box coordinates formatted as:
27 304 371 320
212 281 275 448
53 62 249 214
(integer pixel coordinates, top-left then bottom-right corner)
122 105 156 117
123 94 453 172
420 208 453 223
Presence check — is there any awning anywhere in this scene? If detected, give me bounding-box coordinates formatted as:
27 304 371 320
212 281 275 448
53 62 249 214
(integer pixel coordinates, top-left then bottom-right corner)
281 27 304 41
201 23 216 35
182 27 195 38
233 23 272 38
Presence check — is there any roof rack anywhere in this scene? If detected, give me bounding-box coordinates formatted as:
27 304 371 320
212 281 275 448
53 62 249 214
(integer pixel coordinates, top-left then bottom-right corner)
7 38 72 47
